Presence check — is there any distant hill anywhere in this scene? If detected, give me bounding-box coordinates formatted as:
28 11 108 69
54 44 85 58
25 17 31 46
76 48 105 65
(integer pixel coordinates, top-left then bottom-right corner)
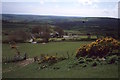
2 14 85 23
2 14 120 36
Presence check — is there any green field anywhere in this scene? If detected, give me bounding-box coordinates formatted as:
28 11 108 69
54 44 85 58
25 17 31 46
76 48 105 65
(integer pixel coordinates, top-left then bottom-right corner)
2 41 91 57
2 42 119 78
3 63 118 78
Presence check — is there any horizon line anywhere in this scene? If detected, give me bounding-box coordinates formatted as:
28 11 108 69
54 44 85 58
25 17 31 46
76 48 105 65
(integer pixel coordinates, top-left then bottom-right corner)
1 13 118 19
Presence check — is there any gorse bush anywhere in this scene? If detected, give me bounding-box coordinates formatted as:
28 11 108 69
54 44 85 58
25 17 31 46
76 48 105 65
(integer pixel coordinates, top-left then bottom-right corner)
76 37 120 58
38 55 58 65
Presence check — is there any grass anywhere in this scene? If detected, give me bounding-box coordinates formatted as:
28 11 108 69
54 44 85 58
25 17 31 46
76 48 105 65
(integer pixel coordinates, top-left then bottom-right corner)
2 41 91 58
2 61 118 78
2 41 119 78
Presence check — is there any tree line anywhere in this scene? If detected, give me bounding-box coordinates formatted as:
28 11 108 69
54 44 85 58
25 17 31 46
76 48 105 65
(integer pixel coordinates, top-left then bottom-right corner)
2 24 64 43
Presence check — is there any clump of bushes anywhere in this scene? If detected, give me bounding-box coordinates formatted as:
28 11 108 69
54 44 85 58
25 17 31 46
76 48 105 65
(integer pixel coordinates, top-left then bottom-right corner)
82 63 87 67
86 58 93 62
38 54 67 66
78 57 86 64
37 54 67 70
76 37 120 58
38 56 58 65
106 55 118 64
91 61 98 67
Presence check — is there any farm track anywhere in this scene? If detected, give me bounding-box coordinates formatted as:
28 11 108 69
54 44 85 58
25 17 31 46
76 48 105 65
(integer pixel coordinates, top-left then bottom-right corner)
17 58 34 67
3 58 34 73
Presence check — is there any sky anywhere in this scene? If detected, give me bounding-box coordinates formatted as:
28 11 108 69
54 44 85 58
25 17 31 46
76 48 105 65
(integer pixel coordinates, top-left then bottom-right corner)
1 0 120 18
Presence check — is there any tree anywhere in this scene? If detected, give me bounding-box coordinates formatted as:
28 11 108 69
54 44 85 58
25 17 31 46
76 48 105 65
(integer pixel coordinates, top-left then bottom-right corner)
41 25 50 42
8 30 30 42
87 33 91 39
42 32 50 43
31 27 42 34
54 27 64 38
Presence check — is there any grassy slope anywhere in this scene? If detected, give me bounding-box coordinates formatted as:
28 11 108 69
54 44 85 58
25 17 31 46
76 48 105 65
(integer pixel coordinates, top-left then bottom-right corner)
3 62 118 78
2 42 119 78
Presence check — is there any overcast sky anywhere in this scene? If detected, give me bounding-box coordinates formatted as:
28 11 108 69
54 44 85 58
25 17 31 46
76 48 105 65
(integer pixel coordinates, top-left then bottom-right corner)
1 0 120 18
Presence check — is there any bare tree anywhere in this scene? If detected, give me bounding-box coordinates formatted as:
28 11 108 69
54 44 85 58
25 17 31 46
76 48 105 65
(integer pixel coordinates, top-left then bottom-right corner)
54 27 64 38
8 30 30 42
87 33 91 39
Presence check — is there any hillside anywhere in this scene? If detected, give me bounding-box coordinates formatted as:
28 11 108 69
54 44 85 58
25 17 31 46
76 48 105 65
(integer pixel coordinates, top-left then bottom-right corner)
2 14 120 36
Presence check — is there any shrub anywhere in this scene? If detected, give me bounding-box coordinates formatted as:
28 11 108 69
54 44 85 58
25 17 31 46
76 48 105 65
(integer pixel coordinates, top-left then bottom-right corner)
78 57 86 64
40 65 48 69
79 60 85 64
82 63 87 67
62 38 65 41
53 67 60 70
107 55 118 64
115 61 118 65
39 55 58 64
86 58 93 62
91 61 98 67
76 37 120 58
95 57 102 62
78 57 85 61
36 38 44 43
118 56 120 60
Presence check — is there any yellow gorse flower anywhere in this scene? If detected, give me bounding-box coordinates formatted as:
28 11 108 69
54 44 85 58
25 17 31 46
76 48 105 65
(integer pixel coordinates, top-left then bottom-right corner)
76 37 120 58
